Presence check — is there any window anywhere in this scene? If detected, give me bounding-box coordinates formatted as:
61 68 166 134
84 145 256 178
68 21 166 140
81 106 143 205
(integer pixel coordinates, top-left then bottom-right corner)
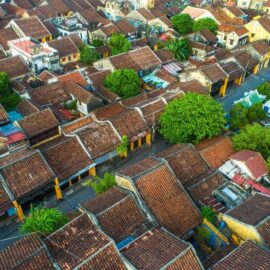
230 39 234 45
73 54 77 59
224 36 227 41
251 33 255 38
68 56 72 61
62 57 67 62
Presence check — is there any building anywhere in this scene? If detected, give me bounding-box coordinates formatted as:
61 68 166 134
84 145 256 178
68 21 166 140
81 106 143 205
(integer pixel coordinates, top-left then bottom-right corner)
181 6 217 21
220 193 270 246
245 16 270 42
8 37 60 74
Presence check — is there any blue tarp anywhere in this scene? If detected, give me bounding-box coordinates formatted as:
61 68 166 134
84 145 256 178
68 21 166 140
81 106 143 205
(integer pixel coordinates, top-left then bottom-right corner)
116 236 134 249
8 111 23 122
0 124 20 136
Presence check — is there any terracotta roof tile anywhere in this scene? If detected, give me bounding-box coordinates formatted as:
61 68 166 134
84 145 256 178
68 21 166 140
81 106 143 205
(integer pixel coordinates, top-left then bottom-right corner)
197 136 235 168
219 24 248 37
226 6 245 17
149 5 169 18
200 29 217 43
154 49 174 63
137 8 155 20
0 104 8 123
79 122 121 159
119 158 201 236
0 234 54 270
93 102 126 120
43 20 59 37
157 144 209 185
12 0 33 10
0 56 31 79
81 187 148 242
230 150 268 179
42 136 92 180
167 80 208 95
257 218 270 247
155 70 177 84
221 61 245 81
121 93 149 107
46 213 126 270
16 100 40 117
251 40 270 56
226 193 270 225
58 71 88 87
0 150 55 199
201 63 227 83
212 241 270 269
259 17 270 33
122 228 202 270
13 16 50 39
232 50 259 70
62 115 94 134
186 169 227 202
0 27 18 50
18 108 59 138
114 19 136 35
46 0 70 14
110 109 148 139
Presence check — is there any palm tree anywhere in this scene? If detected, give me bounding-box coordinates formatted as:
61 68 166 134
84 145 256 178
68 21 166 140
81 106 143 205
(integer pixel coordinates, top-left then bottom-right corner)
167 38 191 61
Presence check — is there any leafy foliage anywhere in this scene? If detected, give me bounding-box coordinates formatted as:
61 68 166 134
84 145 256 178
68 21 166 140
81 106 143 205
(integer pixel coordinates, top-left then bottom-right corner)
0 72 21 111
160 93 226 144
91 172 116 194
104 68 140 99
195 226 210 244
167 38 191 61
171 14 194 35
232 123 270 159
117 135 129 156
229 102 265 130
193 18 218 34
257 81 270 99
80 45 101 65
20 207 68 235
108 33 131 55
64 100 77 110
201 206 217 224
92 39 104 47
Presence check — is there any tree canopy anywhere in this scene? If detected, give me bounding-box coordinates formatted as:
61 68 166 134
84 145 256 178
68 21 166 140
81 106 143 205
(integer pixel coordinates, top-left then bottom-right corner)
193 18 218 34
108 33 131 55
171 14 194 35
232 123 270 159
167 38 191 61
160 93 226 144
104 68 140 99
0 72 20 111
91 172 116 194
20 207 68 235
229 102 265 130
80 45 101 65
257 81 270 99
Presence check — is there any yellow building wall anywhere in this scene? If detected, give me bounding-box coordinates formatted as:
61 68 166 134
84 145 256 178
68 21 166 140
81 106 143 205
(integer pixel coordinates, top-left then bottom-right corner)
115 175 135 192
245 21 270 42
221 215 263 245
60 53 80 65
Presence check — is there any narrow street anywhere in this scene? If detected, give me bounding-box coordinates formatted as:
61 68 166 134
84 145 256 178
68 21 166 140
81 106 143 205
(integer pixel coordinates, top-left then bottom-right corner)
216 66 270 113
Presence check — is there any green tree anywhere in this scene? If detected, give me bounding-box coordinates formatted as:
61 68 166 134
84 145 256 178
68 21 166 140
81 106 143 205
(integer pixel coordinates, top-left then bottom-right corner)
117 135 128 157
0 72 21 111
92 39 104 47
201 206 217 224
167 38 191 61
80 45 101 65
193 18 218 34
91 172 116 194
230 103 249 130
195 226 210 244
247 102 265 122
171 14 194 35
108 33 131 55
104 68 140 99
232 123 270 159
20 207 68 235
160 93 226 144
257 81 270 99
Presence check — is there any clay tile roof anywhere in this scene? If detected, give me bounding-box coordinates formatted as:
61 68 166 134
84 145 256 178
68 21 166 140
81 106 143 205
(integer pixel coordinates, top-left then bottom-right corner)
155 70 177 84
219 24 248 37
265 0 270 7
0 56 31 79
58 71 88 87
157 144 209 185
63 81 94 103
48 36 78 58
0 104 8 123
257 218 270 247
68 33 84 48
226 193 270 225
46 0 69 14
159 16 173 27
12 0 33 10
0 150 55 199
18 108 59 138
230 150 268 179
93 102 126 120
110 46 162 71
0 234 55 270
200 28 217 43
0 27 18 50
89 70 111 87
181 6 209 19
201 63 227 83
43 19 59 37
139 98 166 125
221 61 245 81
45 213 126 270
251 40 270 56
79 122 121 159
167 80 208 95
196 136 235 168
101 23 120 36
119 158 201 236
259 17 270 33
16 99 40 117
121 93 149 107
41 136 92 180
186 169 227 202
233 50 259 69
137 8 155 20
62 115 94 134
149 5 169 18
122 228 203 270
81 187 148 242
212 240 270 269
110 109 148 139
154 49 174 63
226 6 245 17
39 70 56 82
114 19 136 35
13 16 50 39
29 82 70 107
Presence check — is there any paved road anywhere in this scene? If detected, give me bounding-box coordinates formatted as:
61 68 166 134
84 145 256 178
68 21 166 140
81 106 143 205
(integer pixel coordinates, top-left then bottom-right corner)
216 66 270 113
0 136 170 250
